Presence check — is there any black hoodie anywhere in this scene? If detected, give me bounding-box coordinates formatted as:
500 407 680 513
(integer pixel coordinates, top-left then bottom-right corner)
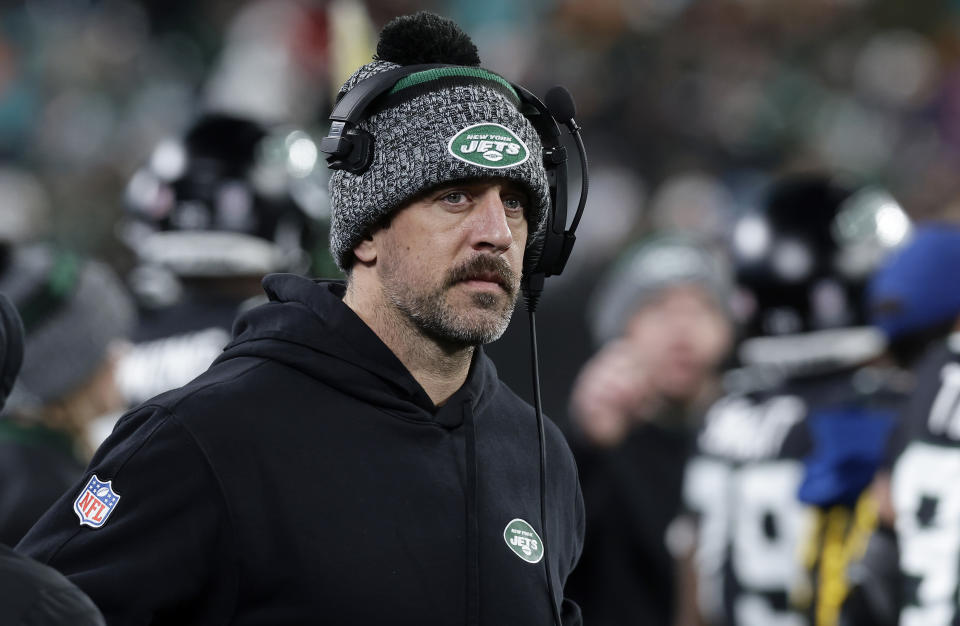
18 276 585 625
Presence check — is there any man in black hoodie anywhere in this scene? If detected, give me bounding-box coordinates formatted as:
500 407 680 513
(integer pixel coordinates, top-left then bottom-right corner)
18 12 585 626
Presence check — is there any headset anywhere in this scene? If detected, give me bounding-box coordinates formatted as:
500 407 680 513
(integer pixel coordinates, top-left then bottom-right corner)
320 65 589 625
319 63 587 290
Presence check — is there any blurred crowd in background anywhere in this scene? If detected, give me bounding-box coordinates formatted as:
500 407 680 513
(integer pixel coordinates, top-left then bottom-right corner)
4 0 960 625
4 0 960 267
4 0 960 417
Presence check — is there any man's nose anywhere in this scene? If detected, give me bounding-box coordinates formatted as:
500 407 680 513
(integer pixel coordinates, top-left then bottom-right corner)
469 188 514 253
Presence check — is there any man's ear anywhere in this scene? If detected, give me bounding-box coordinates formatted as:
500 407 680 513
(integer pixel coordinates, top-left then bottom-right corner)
353 235 377 264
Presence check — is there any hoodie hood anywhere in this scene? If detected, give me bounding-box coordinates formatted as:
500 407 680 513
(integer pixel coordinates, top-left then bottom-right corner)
218 273 498 428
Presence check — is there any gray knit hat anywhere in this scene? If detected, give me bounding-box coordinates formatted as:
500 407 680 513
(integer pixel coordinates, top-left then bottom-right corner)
328 13 550 271
589 234 733 346
0 244 135 413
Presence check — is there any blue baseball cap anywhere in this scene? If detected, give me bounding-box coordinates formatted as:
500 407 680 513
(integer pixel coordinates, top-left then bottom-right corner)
867 222 960 340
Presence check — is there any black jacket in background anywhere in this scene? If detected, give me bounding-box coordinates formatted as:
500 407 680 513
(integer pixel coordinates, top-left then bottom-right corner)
566 419 694 626
0 543 103 625
18 276 585 625
0 421 85 545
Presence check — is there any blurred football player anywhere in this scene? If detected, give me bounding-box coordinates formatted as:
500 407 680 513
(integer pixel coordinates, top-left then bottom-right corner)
865 222 960 626
117 112 328 407
680 173 912 626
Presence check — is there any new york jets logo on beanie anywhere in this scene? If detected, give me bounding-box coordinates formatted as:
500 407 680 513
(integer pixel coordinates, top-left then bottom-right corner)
448 124 530 169
327 12 550 272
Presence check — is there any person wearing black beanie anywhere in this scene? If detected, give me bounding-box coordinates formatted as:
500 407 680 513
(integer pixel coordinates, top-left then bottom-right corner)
0 244 134 546
0 292 105 625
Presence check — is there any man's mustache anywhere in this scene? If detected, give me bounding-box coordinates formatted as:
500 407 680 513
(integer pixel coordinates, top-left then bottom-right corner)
445 255 517 295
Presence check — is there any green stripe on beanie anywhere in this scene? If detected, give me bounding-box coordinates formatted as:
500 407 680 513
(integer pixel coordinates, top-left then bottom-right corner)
390 67 519 100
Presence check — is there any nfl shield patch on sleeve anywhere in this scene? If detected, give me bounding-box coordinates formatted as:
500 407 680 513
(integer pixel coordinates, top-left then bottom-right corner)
74 475 121 528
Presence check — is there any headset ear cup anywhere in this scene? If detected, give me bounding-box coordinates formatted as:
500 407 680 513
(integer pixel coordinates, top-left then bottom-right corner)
511 84 570 279
525 131 568 278
524 145 558 272
325 127 375 175
345 127 375 175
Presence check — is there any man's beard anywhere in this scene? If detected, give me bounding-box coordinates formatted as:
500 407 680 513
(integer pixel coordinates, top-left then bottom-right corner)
382 254 520 347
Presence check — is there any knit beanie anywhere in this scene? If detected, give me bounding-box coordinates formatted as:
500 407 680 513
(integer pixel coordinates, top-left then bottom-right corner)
0 244 135 413
589 234 733 346
327 12 551 272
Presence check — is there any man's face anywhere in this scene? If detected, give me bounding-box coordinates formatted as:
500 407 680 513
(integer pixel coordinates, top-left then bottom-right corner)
371 178 530 347
624 284 732 401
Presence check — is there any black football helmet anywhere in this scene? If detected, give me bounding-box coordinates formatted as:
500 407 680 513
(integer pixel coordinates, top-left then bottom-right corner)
730 173 911 371
122 112 329 278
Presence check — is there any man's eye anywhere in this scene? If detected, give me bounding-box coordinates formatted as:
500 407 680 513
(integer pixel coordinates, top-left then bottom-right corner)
503 198 526 213
442 192 467 204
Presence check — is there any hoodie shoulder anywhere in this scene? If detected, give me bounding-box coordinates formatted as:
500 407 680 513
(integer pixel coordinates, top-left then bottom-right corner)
143 352 275 415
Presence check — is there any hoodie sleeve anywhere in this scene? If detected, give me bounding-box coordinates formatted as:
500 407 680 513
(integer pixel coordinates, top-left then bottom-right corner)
16 404 237 624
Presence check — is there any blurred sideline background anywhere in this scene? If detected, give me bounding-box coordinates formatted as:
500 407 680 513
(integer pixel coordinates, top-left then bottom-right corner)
1 0 959 424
